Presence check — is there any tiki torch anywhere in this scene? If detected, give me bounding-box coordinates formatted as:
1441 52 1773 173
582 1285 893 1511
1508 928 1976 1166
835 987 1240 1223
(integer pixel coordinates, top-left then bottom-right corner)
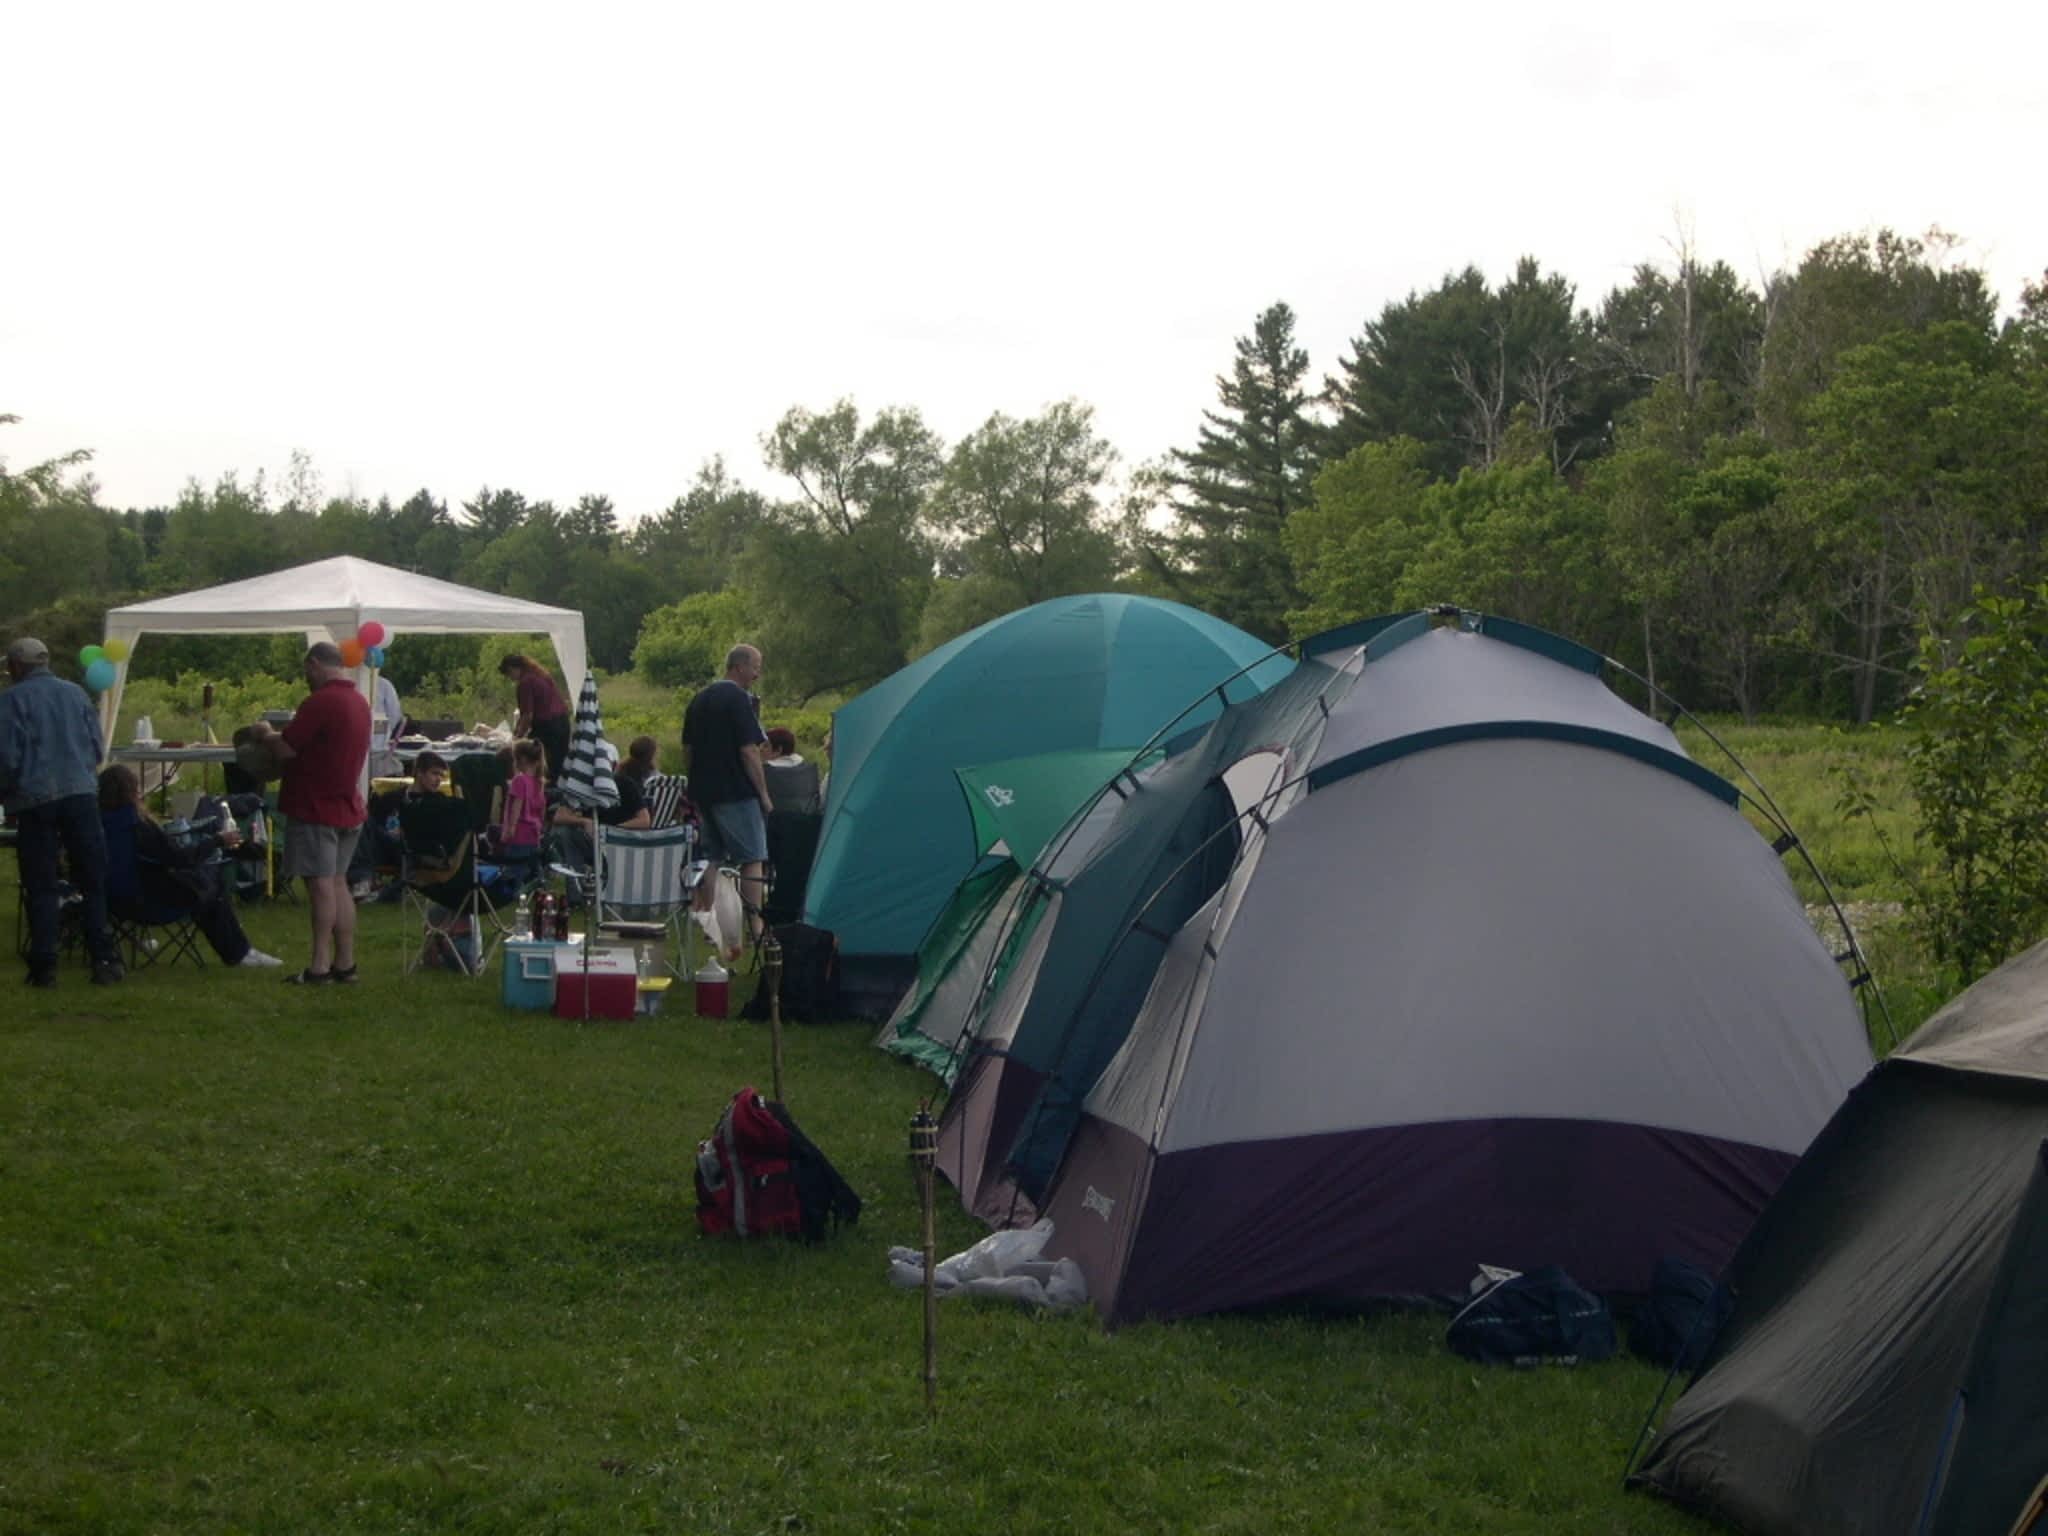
910 1101 939 1414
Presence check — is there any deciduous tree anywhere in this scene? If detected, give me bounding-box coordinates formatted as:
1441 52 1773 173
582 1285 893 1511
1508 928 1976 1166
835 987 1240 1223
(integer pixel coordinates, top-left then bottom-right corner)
740 400 942 697
917 400 1120 648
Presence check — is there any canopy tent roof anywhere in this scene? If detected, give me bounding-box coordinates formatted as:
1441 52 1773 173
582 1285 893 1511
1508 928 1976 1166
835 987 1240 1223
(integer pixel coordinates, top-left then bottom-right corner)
99 556 588 736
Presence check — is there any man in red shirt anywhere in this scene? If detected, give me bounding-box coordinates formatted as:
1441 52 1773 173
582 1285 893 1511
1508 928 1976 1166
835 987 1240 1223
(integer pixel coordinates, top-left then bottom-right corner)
271 641 372 983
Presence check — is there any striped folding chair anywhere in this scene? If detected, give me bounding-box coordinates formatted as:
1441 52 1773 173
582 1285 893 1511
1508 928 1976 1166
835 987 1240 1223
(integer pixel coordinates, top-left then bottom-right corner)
640 773 687 832
595 823 697 973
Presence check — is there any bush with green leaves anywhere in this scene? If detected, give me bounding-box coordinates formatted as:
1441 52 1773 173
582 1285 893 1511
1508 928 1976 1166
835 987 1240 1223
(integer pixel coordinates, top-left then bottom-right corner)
1899 583 2048 981
633 590 753 690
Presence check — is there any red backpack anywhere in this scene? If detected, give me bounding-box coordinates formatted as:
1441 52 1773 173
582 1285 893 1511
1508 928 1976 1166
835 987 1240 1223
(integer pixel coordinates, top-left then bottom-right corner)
694 1088 862 1240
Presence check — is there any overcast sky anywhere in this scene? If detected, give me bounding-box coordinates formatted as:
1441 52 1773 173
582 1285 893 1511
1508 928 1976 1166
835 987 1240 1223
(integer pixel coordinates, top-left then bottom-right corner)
4 0 2042 520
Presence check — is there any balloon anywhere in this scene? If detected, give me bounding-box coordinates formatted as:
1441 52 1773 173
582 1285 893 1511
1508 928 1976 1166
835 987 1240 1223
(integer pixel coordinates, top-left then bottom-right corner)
367 646 386 668
84 659 116 692
79 644 105 666
357 621 387 647
339 638 366 668
103 638 130 663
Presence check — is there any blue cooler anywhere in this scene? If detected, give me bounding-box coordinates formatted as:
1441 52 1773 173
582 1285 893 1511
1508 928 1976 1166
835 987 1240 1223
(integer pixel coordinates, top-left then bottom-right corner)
503 940 565 1010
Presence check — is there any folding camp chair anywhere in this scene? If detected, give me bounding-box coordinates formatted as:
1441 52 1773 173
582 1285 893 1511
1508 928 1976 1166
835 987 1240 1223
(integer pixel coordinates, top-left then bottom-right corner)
13 871 84 963
399 794 508 979
100 805 207 971
595 823 697 973
449 751 509 841
640 773 688 832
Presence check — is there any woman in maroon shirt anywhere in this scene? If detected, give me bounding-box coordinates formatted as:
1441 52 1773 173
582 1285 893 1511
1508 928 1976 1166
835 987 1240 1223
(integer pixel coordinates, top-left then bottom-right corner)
498 653 570 782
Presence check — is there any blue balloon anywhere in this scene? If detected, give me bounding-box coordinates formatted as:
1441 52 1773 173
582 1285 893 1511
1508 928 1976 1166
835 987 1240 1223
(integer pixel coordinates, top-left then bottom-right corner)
367 645 387 668
84 658 117 692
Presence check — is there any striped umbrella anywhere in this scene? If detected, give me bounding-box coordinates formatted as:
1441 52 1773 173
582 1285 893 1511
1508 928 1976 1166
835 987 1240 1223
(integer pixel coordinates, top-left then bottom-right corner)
554 674 620 1019
557 674 619 811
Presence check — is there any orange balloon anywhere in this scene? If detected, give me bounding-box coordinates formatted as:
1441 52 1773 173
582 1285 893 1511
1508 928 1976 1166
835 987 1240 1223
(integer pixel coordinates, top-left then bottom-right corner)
338 638 366 667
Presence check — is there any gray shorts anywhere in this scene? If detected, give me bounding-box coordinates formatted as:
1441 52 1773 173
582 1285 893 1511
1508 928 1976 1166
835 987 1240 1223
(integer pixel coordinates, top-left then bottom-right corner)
700 798 768 865
283 819 362 879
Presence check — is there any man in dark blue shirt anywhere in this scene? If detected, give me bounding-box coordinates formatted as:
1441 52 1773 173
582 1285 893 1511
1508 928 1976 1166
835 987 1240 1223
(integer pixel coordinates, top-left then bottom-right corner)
682 643 771 949
2 637 123 987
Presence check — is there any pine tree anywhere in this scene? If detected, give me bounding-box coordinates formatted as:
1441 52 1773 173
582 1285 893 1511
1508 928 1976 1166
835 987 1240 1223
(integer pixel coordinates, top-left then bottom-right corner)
1167 303 1314 641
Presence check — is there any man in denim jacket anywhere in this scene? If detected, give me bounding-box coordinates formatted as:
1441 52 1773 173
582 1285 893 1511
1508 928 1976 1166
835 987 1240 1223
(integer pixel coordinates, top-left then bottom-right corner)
2 637 122 987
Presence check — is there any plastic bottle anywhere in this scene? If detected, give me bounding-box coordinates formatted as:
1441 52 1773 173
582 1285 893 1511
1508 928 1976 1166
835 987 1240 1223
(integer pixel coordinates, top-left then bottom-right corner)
514 890 531 940
693 956 729 1019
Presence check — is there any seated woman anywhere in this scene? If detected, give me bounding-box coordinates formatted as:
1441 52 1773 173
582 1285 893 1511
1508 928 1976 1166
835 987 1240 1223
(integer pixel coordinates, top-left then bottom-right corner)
97 765 284 968
620 734 660 790
618 734 690 830
762 726 823 814
548 740 651 868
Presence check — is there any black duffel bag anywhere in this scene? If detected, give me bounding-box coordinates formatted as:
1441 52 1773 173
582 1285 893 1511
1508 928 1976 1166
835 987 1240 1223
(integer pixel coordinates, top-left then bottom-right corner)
1447 1265 1617 1367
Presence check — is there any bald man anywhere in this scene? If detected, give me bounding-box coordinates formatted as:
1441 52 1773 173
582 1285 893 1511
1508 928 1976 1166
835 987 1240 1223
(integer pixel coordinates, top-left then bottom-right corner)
682 643 772 947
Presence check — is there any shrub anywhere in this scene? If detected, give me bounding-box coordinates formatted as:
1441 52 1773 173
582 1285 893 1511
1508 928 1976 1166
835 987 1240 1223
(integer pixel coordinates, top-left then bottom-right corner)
1899 583 2048 981
634 590 753 690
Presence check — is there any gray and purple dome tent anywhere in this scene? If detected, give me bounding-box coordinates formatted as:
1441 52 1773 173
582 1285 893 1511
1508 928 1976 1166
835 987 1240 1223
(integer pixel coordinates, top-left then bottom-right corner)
935 609 1876 1325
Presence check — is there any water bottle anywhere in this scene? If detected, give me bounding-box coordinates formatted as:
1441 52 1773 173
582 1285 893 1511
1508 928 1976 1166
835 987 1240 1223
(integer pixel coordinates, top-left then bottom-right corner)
514 890 532 940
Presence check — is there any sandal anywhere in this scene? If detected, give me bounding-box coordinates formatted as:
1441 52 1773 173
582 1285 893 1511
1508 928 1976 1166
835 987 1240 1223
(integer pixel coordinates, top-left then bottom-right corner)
285 968 332 985
330 964 360 984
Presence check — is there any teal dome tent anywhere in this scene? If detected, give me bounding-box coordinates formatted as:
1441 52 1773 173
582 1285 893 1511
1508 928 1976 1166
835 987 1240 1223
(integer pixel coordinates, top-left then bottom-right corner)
804 594 1288 1012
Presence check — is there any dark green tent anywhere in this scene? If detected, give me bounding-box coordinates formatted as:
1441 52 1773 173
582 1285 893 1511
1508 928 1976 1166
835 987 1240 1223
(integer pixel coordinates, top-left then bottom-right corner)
876 747 1133 1078
1633 937 2048 1535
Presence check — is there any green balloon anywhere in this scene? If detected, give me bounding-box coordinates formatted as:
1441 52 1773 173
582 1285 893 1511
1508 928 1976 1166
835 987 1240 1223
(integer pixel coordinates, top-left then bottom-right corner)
79 644 105 666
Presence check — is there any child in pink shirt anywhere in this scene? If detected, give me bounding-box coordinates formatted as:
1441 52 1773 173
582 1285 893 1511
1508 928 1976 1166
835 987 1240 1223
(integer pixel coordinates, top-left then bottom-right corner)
499 739 547 868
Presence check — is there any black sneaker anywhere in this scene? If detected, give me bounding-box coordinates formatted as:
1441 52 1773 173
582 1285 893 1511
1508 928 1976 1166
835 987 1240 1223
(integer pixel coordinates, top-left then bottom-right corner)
91 960 125 985
25 971 57 989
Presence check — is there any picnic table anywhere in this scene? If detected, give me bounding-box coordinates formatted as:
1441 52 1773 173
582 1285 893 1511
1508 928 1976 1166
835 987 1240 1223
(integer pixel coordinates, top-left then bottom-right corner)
109 743 237 805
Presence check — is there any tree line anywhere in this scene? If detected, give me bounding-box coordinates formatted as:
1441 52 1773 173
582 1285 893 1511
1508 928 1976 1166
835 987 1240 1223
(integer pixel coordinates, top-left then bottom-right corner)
5 225 2044 720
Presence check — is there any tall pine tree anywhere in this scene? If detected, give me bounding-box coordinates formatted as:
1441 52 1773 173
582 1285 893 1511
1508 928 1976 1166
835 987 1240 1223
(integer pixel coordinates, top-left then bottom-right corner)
1167 302 1314 641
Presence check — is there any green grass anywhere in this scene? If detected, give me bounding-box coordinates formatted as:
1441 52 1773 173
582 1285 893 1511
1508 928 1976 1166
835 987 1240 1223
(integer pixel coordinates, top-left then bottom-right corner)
3 721 1956 1533
1674 717 1924 904
2 893 1708 1535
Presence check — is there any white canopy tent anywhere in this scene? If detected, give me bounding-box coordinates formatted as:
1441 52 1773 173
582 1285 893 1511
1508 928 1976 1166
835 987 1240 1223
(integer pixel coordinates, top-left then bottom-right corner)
98 555 590 744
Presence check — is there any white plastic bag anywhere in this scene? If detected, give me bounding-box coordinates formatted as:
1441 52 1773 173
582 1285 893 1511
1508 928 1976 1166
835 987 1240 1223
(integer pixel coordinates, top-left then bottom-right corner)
689 869 747 959
886 1220 1086 1310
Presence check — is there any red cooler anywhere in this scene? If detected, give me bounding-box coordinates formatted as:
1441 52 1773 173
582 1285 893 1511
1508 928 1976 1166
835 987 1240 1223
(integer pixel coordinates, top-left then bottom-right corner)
553 948 637 1020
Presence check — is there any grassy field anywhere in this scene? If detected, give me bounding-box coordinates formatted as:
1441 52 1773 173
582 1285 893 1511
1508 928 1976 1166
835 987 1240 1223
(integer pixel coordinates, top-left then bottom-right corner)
0 722 1952 1533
